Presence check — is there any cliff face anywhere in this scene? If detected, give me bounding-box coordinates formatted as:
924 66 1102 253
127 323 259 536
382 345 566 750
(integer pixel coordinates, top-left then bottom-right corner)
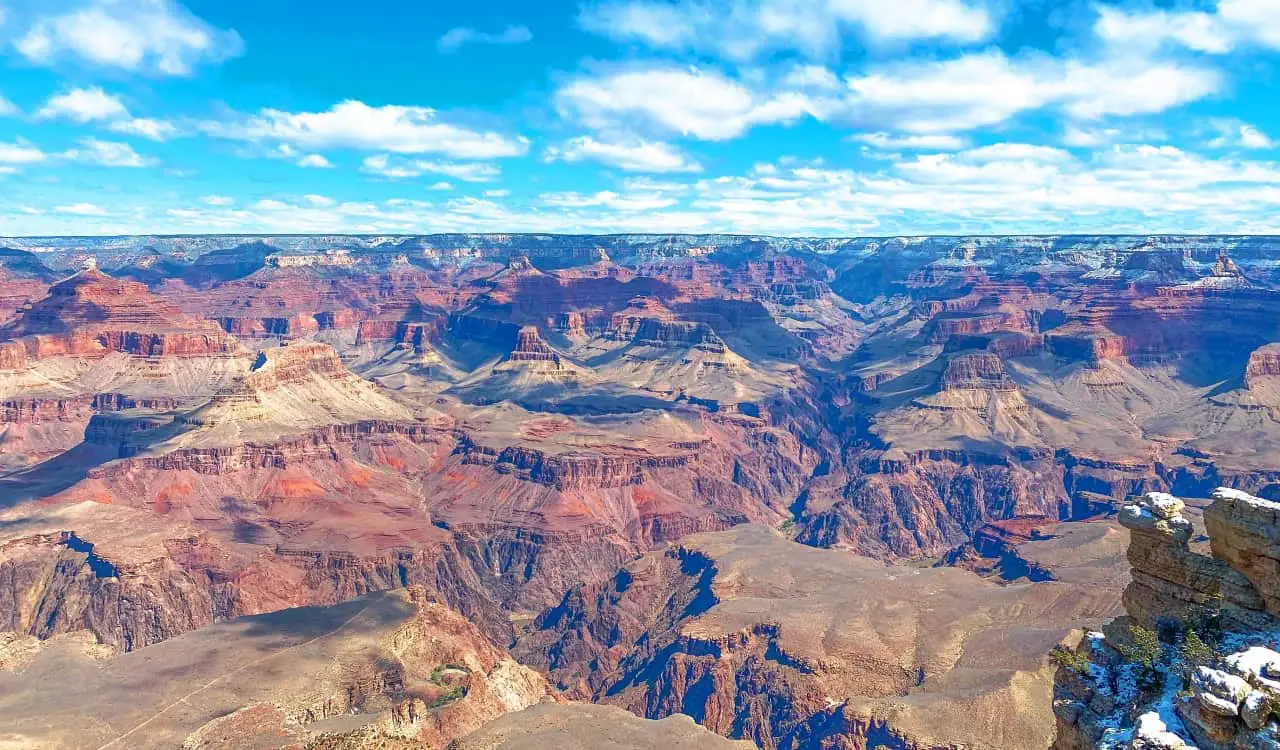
1052 489 1280 749
1 269 242 360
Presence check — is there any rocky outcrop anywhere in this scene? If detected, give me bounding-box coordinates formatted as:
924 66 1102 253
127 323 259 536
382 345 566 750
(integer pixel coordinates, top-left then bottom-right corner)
1052 489 1280 749
1118 491 1276 632
1205 488 1280 618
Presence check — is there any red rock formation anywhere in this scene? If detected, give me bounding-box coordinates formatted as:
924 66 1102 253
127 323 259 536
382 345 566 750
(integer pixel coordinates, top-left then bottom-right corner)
940 352 1017 391
1 269 242 360
508 326 560 364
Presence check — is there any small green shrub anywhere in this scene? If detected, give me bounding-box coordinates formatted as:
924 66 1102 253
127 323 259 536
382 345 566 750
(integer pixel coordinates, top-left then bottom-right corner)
1050 646 1092 674
1180 629 1214 669
428 685 466 709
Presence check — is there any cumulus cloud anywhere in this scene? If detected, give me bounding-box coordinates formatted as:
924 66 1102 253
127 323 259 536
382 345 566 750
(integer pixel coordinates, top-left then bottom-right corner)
11 0 244 75
54 202 107 215
0 139 47 166
437 24 532 53
556 66 826 140
580 0 995 60
544 135 702 172
62 137 153 167
203 100 529 159
1095 0 1280 55
541 189 679 211
296 153 332 168
1208 120 1274 150
37 86 128 122
36 86 180 141
842 51 1219 133
107 116 181 141
556 53 1217 142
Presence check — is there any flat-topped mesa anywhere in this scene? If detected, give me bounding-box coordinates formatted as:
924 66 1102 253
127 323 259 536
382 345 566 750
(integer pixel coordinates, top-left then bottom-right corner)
1117 490 1278 632
602 296 677 341
245 341 348 390
0 268 242 360
940 352 1018 391
1245 344 1280 391
632 318 727 353
173 342 414 439
507 326 560 365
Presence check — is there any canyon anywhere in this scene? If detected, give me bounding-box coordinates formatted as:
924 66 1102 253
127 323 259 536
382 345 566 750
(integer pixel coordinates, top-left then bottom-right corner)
3 234 1280 748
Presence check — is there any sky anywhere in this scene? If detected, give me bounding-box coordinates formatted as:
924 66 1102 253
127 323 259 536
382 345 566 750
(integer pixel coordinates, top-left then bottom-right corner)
1 0 1279 236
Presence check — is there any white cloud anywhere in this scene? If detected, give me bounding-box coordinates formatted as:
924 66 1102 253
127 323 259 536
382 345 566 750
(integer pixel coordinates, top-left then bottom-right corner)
360 154 501 181
557 66 824 140
13 0 243 75
37 86 128 122
1208 120 1274 150
0 96 17 117
202 195 234 206
843 51 1219 133
428 181 454 191
63 138 152 167
297 153 332 168
545 135 702 172
1095 0 1280 54
0 140 47 165
1240 125 1274 149
437 24 532 53
204 100 529 158
580 0 995 61
541 189 679 211
107 116 180 141
55 202 107 216
850 132 967 151
1095 6 1231 54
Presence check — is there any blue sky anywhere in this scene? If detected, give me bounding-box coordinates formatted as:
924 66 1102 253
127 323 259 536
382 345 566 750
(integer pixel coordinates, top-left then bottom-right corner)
1 0 1279 236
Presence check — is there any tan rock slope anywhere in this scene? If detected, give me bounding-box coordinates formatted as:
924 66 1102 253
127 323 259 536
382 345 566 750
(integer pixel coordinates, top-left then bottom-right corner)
449 704 756 749
517 524 1124 750
0 588 552 750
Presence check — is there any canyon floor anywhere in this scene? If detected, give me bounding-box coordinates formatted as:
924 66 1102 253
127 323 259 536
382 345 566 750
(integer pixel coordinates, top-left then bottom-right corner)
4 234 1280 748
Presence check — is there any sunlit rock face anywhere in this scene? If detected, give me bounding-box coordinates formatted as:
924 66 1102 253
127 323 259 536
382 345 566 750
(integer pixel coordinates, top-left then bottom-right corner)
1052 488 1280 749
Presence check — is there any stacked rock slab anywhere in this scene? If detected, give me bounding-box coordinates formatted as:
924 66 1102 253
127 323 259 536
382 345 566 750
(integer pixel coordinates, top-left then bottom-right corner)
1053 489 1280 749
1119 491 1275 632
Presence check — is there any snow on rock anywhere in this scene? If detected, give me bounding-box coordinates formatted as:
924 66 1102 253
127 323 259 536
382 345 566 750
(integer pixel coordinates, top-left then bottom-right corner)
1192 667 1250 717
1131 711 1195 749
1143 492 1186 520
